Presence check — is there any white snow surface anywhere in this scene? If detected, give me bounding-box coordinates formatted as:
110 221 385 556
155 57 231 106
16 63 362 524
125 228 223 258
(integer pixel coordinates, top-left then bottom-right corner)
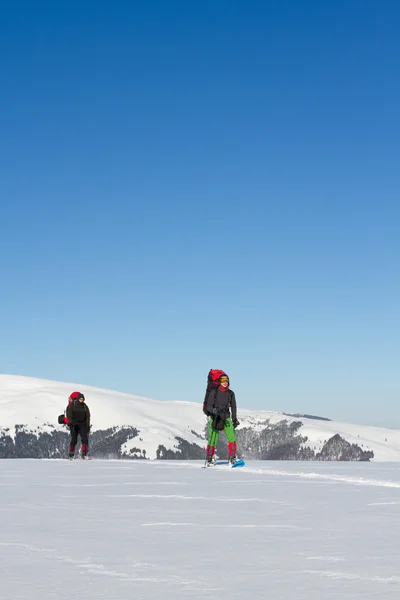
1 374 400 460
1 459 400 599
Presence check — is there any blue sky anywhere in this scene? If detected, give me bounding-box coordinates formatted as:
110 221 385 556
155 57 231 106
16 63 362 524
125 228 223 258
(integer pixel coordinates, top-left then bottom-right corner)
1 0 399 427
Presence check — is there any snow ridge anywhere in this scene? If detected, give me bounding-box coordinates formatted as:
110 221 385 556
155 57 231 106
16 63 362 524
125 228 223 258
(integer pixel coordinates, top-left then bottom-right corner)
1 374 400 461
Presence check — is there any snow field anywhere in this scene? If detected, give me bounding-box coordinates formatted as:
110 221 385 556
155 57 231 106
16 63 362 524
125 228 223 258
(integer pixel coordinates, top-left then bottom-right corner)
0 459 400 599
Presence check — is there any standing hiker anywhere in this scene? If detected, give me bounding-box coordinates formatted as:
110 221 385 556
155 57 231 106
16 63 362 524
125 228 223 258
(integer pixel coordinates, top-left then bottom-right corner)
66 392 91 459
205 373 240 465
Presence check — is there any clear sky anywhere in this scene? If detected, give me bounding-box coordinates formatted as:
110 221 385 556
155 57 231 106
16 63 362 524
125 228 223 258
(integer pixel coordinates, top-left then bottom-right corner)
1 0 399 428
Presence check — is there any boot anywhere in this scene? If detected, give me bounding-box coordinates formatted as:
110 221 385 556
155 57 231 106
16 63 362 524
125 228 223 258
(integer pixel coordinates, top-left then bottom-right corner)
81 443 89 459
228 441 237 458
229 454 238 465
206 445 216 466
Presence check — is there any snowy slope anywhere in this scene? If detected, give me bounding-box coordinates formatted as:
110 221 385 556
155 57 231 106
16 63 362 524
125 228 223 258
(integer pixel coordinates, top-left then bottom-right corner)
0 374 206 459
242 411 400 462
1 373 400 461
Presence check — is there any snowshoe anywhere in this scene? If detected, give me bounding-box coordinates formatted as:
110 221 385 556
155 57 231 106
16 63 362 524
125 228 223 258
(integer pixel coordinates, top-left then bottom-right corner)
202 455 216 468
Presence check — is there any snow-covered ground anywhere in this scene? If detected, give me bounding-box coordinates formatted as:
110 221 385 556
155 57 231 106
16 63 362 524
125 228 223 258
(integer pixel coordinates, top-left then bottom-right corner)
1 459 399 599
1 374 400 460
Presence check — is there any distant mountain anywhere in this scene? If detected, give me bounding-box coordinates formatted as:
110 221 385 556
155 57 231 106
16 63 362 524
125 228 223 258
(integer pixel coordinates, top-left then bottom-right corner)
1 375 400 461
283 412 332 421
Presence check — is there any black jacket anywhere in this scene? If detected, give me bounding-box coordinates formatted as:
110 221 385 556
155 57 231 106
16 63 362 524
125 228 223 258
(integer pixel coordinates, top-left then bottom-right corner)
66 399 91 427
206 388 237 422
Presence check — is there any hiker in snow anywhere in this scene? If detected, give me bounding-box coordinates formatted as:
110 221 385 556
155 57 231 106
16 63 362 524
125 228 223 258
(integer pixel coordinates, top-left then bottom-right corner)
205 374 240 465
66 392 91 459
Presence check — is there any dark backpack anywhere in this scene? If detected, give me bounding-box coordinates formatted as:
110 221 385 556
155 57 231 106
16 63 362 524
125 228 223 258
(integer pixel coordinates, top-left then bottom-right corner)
202 369 228 415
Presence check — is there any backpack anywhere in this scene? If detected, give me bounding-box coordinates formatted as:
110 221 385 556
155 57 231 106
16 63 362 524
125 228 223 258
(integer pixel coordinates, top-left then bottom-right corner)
202 369 227 415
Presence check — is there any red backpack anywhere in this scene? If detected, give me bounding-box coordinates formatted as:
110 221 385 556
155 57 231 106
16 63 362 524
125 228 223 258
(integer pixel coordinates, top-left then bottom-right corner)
202 369 228 415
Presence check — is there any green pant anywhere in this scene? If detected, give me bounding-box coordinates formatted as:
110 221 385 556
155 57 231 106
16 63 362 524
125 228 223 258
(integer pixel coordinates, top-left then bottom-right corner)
207 417 237 447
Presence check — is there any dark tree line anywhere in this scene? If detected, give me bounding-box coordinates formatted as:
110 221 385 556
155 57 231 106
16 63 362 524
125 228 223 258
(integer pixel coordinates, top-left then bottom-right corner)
0 420 374 461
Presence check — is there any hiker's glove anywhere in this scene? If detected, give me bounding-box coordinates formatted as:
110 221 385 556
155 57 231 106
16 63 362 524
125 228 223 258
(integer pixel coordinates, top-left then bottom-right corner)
233 419 240 428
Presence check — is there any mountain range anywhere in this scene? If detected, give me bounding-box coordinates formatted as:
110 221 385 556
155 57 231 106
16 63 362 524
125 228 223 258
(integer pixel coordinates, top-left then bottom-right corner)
1 374 399 461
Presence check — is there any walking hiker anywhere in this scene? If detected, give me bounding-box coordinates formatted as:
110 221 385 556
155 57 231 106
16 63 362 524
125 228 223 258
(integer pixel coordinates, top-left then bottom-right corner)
204 373 240 465
66 392 91 459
